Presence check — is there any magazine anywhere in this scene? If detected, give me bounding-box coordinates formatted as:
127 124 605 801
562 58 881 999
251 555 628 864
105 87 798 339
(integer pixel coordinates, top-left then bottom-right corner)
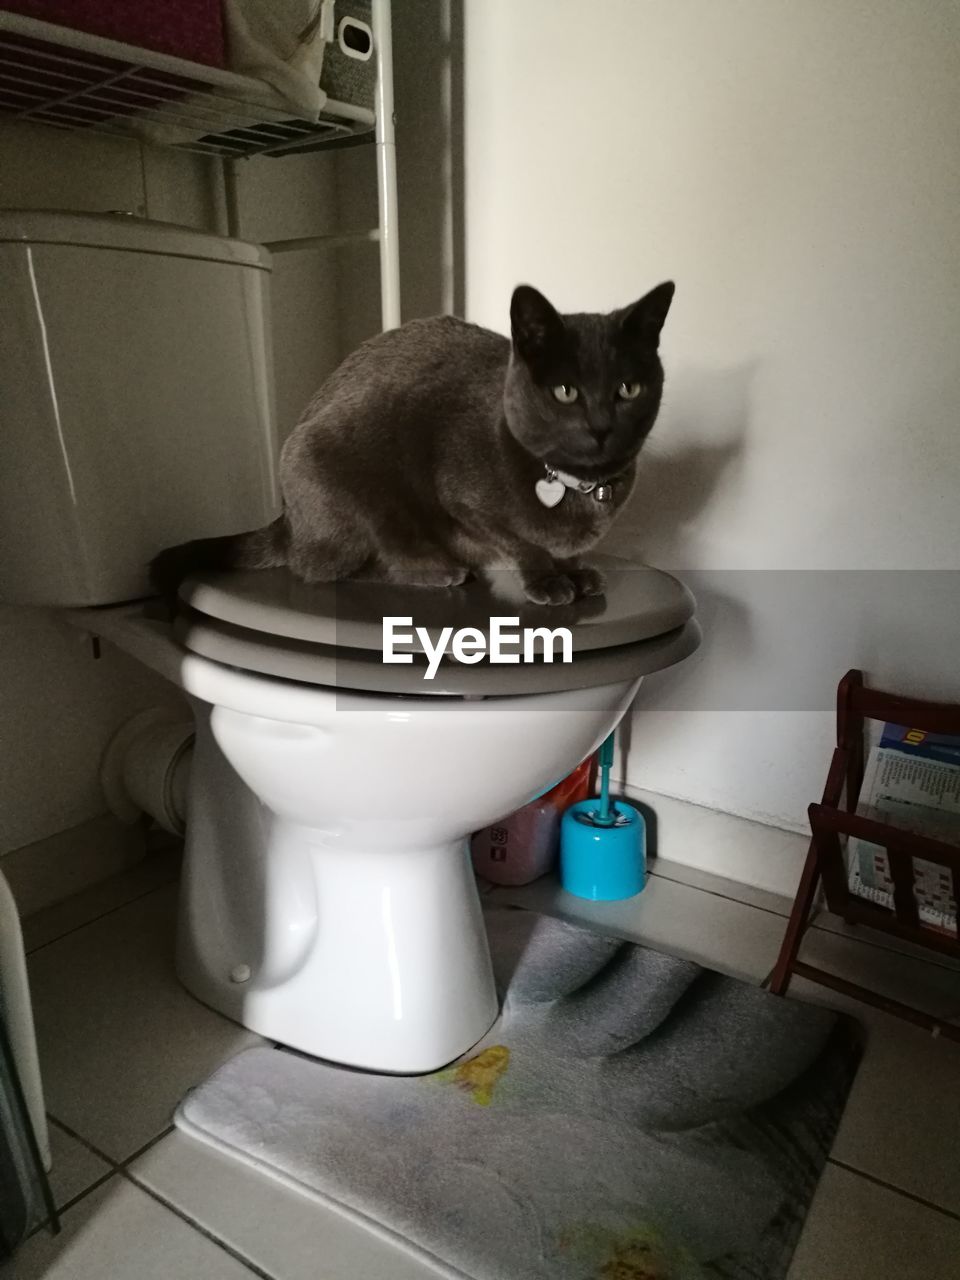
847 723 960 933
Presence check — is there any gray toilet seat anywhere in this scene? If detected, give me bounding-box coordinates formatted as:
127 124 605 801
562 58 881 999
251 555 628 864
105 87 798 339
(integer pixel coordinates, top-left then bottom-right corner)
176 554 700 697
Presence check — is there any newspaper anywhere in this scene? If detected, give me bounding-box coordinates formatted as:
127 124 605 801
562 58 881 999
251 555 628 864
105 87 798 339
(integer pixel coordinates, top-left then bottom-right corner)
847 724 960 933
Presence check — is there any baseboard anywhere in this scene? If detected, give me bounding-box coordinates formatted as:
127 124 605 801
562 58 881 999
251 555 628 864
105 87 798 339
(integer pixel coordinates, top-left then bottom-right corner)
0 812 146 918
621 783 808 900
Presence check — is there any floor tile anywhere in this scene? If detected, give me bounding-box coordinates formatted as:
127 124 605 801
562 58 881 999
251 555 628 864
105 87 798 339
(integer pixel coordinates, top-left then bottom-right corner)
625 785 810 899
653 855 960 978
800 923 960 1021
22 849 181 953
787 1163 960 1279
2 1177 258 1280
650 855 794 916
795 986 960 1216
45 1121 113 1212
131 1129 447 1279
808 908 960 975
2 815 146 920
488 870 787 983
27 885 262 1162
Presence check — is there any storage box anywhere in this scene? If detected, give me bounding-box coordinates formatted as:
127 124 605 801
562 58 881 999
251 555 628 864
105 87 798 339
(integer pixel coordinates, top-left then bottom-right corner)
3 1 227 68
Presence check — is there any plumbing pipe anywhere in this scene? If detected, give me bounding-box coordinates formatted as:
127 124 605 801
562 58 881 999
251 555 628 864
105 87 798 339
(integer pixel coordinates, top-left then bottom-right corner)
100 708 195 836
0 868 50 1170
372 0 401 329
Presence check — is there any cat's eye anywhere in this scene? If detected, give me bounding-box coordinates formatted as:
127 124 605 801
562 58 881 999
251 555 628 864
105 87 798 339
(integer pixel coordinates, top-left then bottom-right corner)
551 384 579 404
617 381 644 401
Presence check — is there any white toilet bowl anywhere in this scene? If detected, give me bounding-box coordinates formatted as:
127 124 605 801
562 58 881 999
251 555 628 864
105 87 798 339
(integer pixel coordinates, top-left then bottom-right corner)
71 555 699 1074
177 655 642 1072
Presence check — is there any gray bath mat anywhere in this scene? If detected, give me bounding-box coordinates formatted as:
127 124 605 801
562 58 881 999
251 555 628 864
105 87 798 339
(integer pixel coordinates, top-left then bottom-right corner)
177 906 861 1280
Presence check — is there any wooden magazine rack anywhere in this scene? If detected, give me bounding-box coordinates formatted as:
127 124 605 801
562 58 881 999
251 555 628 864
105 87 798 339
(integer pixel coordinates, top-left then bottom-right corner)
770 669 960 1040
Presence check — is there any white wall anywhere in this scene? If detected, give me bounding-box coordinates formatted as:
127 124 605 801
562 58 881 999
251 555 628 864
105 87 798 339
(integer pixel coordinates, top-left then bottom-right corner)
463 1 960 858
227 148 343 438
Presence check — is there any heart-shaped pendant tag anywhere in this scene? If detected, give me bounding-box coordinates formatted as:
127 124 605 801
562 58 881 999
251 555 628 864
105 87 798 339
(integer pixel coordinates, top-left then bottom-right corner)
535 477 565 508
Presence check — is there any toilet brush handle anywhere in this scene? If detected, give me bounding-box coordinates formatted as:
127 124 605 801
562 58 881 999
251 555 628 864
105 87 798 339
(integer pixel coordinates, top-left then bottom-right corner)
597 731 616 824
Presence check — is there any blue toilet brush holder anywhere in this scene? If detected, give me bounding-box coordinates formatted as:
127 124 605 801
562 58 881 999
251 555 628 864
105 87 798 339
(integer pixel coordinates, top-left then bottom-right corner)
560 731 646 901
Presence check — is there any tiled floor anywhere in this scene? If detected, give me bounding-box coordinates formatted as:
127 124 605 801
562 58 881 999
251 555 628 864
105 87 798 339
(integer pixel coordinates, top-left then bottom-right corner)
4 849 960 1279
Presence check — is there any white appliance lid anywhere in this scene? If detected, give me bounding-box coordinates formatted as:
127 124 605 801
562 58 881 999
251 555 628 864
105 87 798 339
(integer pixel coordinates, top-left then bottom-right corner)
179 555 696 656
0 210 270 269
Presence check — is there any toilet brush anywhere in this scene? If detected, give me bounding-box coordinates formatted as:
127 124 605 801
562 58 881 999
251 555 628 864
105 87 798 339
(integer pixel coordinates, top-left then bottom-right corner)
559 730 646 900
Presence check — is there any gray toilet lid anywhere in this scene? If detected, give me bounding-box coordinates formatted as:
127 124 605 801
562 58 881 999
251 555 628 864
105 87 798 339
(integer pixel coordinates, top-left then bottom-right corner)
177 555 699 696
179 554 695 655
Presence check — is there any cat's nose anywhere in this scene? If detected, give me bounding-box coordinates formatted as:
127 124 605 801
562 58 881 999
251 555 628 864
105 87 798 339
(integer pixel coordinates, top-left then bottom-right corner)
588 425 611 449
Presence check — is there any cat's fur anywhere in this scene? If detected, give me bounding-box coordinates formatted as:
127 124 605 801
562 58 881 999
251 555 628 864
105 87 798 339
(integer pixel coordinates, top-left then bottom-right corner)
151 282 674 606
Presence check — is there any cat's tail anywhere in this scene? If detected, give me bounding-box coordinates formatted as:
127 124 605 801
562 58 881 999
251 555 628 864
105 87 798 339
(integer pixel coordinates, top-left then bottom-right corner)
149 515 288 605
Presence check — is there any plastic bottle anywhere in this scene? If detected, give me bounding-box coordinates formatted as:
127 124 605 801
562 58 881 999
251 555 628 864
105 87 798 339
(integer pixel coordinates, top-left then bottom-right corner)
470 756 595 886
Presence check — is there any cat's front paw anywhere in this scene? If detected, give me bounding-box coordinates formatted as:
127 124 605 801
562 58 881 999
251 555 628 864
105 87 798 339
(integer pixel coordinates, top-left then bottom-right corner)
566 565 606 599
430 565 472 588
523 572 578 606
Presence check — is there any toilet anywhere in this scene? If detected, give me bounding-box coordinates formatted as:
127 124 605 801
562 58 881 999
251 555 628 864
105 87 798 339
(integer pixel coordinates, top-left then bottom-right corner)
0 212 700 1074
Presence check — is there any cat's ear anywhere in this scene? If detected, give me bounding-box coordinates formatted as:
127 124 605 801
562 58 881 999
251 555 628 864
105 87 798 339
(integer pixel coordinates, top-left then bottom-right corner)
510 285 565 365
620 281 675 348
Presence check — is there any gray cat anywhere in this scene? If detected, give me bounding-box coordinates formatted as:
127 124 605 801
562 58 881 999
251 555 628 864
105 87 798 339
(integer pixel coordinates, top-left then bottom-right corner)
151 282 674 606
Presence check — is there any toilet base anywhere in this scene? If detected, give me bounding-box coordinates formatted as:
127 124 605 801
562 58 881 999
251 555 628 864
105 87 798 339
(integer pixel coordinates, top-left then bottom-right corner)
176 705 499 1073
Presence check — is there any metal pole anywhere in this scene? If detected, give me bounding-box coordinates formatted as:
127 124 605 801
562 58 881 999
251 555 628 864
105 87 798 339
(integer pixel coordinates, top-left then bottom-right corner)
372 0 401 329
222 158 241 239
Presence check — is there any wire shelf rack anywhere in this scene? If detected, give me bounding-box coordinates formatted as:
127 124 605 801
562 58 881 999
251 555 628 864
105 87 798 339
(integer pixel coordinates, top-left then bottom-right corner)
0 10 375 159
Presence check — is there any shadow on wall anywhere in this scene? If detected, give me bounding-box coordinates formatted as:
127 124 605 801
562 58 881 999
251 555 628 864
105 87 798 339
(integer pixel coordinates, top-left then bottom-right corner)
608 360 758 566
604 360 755 792
615 577 755 796
625 437 743 560
609 360 757 570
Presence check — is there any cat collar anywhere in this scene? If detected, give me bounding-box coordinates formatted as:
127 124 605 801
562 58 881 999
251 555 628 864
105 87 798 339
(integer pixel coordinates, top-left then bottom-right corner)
535 466 614 508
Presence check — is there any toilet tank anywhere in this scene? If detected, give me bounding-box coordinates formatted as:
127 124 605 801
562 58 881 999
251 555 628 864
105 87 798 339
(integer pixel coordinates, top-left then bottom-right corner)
0 212 279 606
